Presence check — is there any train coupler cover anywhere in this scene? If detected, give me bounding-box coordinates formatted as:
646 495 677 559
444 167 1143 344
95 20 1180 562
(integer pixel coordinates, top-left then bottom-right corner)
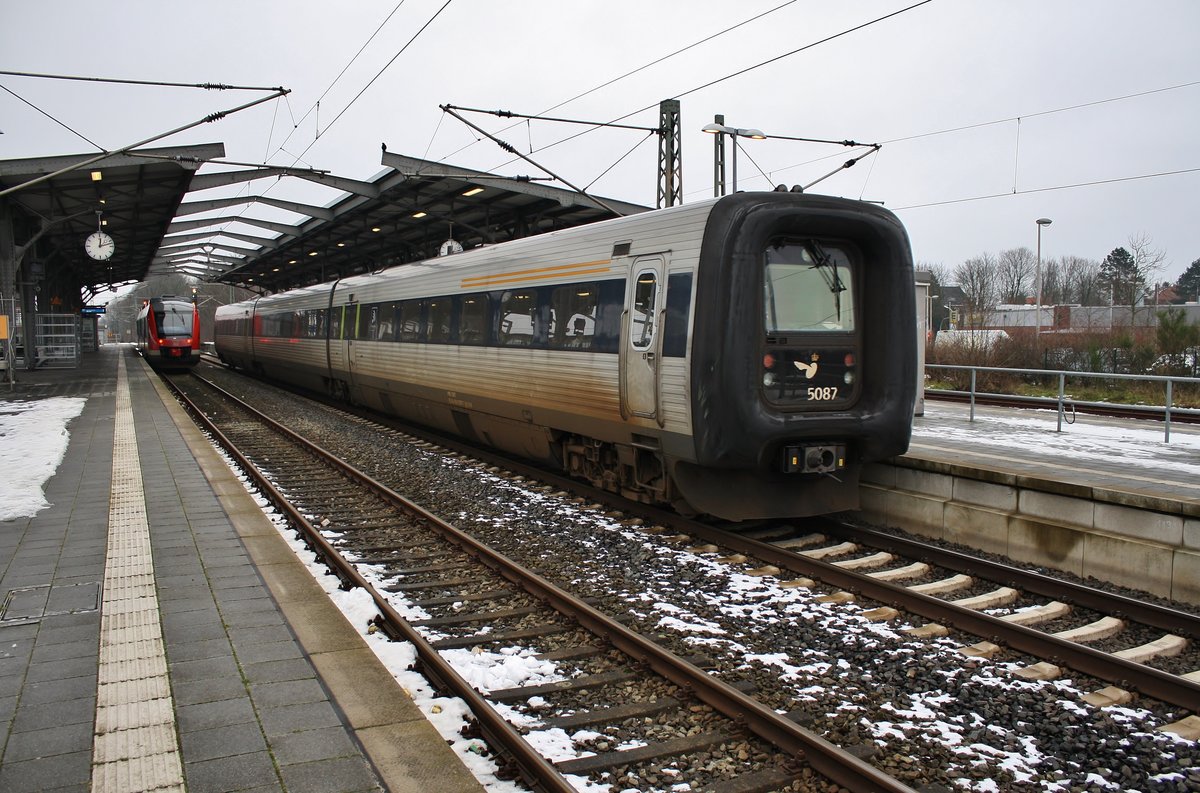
782 444 846 474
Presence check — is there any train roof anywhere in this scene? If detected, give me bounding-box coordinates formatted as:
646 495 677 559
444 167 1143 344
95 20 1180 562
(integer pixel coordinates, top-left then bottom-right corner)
216 191 909 315
207 153 652 294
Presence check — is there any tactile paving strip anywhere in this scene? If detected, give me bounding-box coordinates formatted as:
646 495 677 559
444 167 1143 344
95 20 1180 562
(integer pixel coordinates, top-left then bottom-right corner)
92 355 185 792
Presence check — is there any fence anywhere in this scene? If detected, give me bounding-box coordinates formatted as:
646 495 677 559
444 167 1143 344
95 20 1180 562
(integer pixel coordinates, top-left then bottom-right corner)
34 313 81 368
927 363 1200 442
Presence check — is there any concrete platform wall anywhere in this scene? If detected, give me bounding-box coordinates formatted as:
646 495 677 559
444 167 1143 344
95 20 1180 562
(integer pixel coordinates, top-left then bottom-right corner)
854 458 1200 606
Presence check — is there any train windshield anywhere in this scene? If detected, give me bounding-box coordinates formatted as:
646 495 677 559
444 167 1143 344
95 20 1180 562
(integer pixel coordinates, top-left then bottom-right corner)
156 302 194 337
763 241 855 333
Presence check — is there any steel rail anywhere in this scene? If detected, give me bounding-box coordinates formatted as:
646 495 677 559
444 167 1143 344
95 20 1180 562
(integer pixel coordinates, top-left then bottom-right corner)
829 522 1200 641
175 372 918 793
198 361 1198 711
166 375 576 793
649 514 1200 711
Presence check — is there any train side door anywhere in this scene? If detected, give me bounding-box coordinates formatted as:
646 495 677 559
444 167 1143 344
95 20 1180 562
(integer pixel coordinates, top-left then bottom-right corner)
327 304 346 371
344 302 360 380
326 287 356 399
621 257 664 420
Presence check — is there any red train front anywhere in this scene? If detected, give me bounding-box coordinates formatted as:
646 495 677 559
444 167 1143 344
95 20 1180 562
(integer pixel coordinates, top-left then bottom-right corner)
135 296 200 370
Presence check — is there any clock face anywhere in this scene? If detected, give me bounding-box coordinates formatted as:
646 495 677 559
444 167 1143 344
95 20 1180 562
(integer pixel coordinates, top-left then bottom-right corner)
85 231 115 261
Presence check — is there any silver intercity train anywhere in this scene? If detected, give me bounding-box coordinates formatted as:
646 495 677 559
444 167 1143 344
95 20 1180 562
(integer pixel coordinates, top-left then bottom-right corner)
215 192 916 520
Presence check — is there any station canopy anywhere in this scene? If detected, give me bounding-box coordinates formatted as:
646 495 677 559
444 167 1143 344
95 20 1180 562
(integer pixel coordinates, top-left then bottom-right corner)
0 144 224 299
155 151 651 294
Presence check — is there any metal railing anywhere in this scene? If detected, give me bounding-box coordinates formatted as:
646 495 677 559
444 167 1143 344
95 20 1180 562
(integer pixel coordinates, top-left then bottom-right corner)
35 314 81 368
926 363 1200 442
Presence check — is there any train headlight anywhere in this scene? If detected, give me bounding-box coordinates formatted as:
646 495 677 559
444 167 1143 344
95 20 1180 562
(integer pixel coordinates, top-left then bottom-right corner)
763 372 777 387
844 371 855 385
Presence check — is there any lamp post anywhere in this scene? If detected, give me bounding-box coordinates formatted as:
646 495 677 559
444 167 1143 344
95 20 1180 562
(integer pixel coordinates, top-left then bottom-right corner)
702 121 765 194
1035 217 1052 338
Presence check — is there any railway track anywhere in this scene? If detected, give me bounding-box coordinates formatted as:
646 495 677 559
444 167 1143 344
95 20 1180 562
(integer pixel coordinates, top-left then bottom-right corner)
165 370 918 793
724 523 1200 712
311 385 1200 710
208 365 1200 711
181 361 1200 789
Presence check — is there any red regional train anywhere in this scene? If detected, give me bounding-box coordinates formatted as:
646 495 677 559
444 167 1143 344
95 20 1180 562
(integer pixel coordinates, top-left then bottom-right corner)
135 296 200 370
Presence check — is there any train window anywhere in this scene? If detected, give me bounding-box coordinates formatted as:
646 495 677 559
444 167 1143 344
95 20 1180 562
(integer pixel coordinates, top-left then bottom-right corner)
373 302 396 341
156 302 194 337
398 300 423 342
427 299 451 343
362 304 381 340
763 241 855 333
498 290 537 346
549 284 597 349
630 271 657 350
331 307 343 339
459 295 487 345
304 310 320 338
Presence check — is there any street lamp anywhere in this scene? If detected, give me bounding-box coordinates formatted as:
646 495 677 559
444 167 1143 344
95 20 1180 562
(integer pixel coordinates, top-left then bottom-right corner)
703 120 765 194
1035 217 1052 337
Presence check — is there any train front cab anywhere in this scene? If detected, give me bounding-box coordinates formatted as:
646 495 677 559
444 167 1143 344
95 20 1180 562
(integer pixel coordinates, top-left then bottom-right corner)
675 192 917 520
137 297 200 370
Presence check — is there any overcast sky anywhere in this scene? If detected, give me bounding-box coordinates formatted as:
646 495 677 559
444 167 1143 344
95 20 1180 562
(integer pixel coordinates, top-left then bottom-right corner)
3 0 1198 288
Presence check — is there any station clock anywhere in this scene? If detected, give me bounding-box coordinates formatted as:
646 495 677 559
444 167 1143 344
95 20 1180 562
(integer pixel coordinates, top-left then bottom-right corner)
85 231 116 261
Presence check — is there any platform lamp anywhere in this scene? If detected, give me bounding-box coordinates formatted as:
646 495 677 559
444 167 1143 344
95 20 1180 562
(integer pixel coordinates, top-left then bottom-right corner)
1035 217 1052 339
703 121 765 194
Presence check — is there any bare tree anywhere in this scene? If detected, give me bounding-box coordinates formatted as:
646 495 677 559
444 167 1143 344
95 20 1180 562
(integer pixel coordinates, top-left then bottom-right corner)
917 261 954 333
1128 232 1167 305
1059 255 1103 305
1038 256 1064 305
953 252 998 324
917 261 953 290
996 246 1036 304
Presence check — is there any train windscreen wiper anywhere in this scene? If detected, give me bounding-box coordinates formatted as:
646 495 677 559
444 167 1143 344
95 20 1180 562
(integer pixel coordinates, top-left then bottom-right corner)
804 241 846 322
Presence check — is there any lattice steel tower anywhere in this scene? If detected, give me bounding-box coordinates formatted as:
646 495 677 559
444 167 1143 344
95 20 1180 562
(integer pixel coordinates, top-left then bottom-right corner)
656 100 683 208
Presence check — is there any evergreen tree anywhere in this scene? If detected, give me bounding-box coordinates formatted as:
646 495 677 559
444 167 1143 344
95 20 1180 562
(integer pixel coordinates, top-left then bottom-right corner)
1099 247 1140 306
1155 307 1200 375
1176 258 1200 302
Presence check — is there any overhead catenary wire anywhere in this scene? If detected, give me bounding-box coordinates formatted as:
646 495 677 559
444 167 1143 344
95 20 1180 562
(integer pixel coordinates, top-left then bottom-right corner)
892 166 1200 212
264 0 410 163
0 83 105 151
880 79 1200 146
0 88 290 198
444 105 660 134
437 0 801 163
584 131 657 192
715 78 1200 198
204 0 449 243
439 105 623 218
467 0 933 180
299 0 454 156
666 0 934 105
0 70 285 92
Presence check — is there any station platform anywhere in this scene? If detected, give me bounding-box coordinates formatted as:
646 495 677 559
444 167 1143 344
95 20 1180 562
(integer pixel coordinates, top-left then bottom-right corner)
0 345 483 793
909 399 1200 509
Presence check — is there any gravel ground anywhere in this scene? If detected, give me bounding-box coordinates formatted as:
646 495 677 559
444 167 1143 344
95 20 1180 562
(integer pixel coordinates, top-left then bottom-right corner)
198 367 1200 792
